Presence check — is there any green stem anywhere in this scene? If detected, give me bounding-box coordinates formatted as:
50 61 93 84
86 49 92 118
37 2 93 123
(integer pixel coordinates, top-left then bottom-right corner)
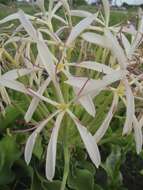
60 117 70 190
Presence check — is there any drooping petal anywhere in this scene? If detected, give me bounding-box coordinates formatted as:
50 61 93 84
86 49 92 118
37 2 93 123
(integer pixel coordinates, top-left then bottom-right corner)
82 32 109 48
70 10 92 17
133 116 142 154
27 88 59 107
25 111 59 165
105 29 127 69
101 0 110 26
66 70 127 97
35 0 45 12
119 33 131 57
122 79 135 135
66 15 96 46
78 95 96 117
2 68 38 80
25 78 51 122
0 79 27 93
46 112 65 181
17 11 56 81
68 110 101 168
18 10 38 41
69 61 114 74
94 93 119 143
36 33 56 80
139 116 143 128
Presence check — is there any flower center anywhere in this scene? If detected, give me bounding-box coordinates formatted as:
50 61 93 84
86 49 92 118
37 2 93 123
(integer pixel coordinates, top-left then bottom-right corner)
116 83 125 96
57 63 64 71
57 103 69 111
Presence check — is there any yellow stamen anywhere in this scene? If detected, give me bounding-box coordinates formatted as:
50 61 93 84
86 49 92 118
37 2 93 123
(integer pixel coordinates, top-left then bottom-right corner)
57 63 64 71
116 83 125 96
57 103 69 111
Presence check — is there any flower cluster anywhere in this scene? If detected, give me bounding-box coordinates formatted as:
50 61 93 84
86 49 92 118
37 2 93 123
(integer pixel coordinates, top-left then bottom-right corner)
0 0 143 185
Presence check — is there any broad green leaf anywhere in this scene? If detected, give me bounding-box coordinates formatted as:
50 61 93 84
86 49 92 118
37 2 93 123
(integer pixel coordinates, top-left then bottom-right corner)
0 136 21 185
68 168 94 190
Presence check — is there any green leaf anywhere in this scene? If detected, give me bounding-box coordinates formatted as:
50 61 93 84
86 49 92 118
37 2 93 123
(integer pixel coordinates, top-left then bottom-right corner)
0 136 21 185
68 168 94 190
43 180 68 190
31 172 43 190
0 102 27 129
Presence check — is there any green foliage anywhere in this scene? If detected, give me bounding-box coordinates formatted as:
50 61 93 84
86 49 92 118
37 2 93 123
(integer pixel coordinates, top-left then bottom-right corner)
0 136 20 185
0 0 15 5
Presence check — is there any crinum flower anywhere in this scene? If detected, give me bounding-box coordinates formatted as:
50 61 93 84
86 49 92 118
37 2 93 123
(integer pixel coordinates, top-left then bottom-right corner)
0 0 142 189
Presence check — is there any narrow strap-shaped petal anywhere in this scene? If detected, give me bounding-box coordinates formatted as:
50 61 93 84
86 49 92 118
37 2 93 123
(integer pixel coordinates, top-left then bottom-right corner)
0 79 27 94
66 14 96 46
25 78 51 122
133 116 142 154
28 88 59 107
68 61 114 74
119 33 131 58
122 79 135 135
105 29 127 69
94 93 119 143
24 110 59 165
18 10 38 41
70 10 92 17
37 32 56 81
78 95 96 117
82 32 109 48
68 110 101 168
17 11 56 81
46 111 65 181
139 116 143 128
66 70 127 97
2 68 38 80
101 0 110 26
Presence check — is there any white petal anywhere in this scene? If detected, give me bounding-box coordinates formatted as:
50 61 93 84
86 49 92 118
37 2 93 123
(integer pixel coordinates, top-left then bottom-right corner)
2 68 38 80
0 79 27 93
66 15 96 46
25 111 59 165
105 29 127 69
133 116 142 154
101 0 110 26
35 0 45 11
66 70 127 96
52 1 62 16
94 94 119 143
18 10 38 41
78 95 96 117
139 116 143 128
0 13 19 24
28 88 58 107
119 33 131 57
70 10 92 17
18 11 56 81
60 0 71 18
68 110 101 167
82 32 109 48
69 61 114 74
123 79 135 135
37 32 56 81
25 78 51 122
46 112 65 181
